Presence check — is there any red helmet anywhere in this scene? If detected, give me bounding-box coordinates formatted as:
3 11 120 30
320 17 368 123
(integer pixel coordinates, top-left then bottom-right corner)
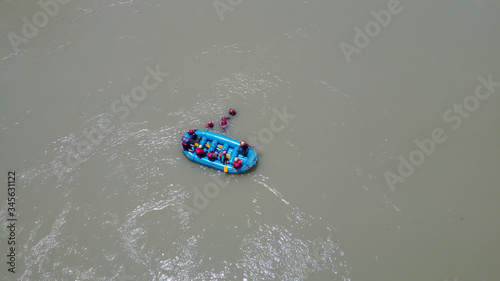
229 108 236 115
188 130 194 135
221 116 227 120
205 121 214 128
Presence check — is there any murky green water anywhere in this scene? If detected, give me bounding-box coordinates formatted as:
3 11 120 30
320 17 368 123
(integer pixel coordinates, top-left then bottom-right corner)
1 0 499 280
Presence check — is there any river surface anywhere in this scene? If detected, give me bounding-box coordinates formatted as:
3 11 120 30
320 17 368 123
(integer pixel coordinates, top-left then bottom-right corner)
1 0 500 280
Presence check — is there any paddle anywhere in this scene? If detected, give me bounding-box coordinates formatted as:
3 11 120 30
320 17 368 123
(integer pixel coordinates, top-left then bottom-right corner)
224 163 228 173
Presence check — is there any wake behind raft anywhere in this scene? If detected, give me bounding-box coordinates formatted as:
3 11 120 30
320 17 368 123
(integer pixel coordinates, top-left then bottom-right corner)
180 130 258 174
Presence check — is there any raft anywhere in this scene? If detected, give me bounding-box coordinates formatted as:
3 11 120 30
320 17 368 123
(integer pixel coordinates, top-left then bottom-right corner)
180 130 258 174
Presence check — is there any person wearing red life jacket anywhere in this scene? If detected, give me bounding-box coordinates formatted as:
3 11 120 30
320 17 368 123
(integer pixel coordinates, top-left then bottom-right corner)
181 137 194 152
233 157 243 169
219 150 229 164
220 116 228 134
228 108 236 116
195 145 206 158
207 150 218 161
188 130 200 142
205 121 214 129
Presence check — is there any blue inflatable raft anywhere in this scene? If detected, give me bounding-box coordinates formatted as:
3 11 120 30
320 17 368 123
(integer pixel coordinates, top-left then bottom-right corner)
180 130 258 174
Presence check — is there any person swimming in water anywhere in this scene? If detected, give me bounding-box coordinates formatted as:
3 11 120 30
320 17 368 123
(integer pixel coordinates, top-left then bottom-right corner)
220 116 228 134
205 121 214 129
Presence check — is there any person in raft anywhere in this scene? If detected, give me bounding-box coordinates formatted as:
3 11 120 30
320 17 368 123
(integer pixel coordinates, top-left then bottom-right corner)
219 150 229 164
237 141 249 157
233 157 243 169
205 121 214 129
220 116 228 133
228 108 236 116
207 150 218 161
181 137 195 152
188 130 200 142
195 145 206 158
